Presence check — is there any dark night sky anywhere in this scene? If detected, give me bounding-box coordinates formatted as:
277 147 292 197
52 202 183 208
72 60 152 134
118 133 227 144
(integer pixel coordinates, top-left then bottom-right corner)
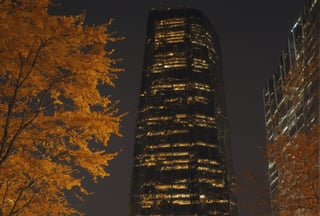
53 1 303 215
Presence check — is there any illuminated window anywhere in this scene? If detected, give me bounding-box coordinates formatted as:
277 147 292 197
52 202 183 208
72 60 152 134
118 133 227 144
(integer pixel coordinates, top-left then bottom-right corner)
155 56 186 72
155 30 185 47
192 82 213 92
146 144 171 150
198 178 224 188
192 58 209 72
190 114 216 128
195 141 218 148
157 18 185 28
197 166 222 174
147 129 188 136
150 83 186 94
160 165 189 170
172 200 191 205
172 142 190 147
188 96 209 104
198 158 219 165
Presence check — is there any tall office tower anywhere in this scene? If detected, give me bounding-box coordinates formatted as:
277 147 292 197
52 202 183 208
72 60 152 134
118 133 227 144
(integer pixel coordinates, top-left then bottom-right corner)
263 0 319 214
130 8 237 216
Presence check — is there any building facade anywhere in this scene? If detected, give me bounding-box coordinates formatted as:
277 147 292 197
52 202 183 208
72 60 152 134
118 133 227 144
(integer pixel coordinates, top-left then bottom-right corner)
130 8 237 216
263 0 319 214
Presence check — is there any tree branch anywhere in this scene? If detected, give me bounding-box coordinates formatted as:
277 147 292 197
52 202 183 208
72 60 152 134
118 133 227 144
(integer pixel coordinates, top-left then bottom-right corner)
7 179 35 216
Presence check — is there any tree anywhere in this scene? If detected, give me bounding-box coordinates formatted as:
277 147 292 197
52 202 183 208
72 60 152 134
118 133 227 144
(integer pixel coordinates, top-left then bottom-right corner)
238 147 272 216
0 0 123 215
238 171 271 216
267 126 319 216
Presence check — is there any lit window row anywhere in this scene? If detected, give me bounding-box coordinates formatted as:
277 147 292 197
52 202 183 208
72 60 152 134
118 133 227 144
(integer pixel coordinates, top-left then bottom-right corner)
136 154 190 168
161 160 187 165
199 198 229 205
140 200 153 209
151 83 172 89
151 59 187 73
190 114 216 128
152 60 187 70
175 113 186 119
140 193 191 200
145 116 172 121
155 184 187 190
200 199 229 205
143 142 217 150
213 199 229 204
143 115 215 129
191 114 216 128
141 199 193 208
157 18 185 28
160 161 189 166
198 178 224 188
154 30 185 47
191 31 210 47
170 193 191 199
192 82 212 92
193 114 215 121
164 58 186 68
141 151 189 158
197 166 222 174
146 129 188 136
190 23 203 34
198 158 219 166
195 141 218 148
165 151 189 156
163 62 186 69
150 83 186 92
135 154 157 167
172 200 191 205
174 159 190 164
164 97 183 103
175 179 188 183
172 142 190 147
155 30 185 39
146 143 171 149
140 105 166 113
192 58 209 71
136 161 157 167
147 81 212 94
145 142 190 150
191 122 215 128
154 51 182 58
190 24 213 46
187 95 209 104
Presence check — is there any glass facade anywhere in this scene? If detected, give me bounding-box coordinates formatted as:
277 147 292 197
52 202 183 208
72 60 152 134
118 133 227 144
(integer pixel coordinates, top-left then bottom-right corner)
130 8 237 216
263 0 319 213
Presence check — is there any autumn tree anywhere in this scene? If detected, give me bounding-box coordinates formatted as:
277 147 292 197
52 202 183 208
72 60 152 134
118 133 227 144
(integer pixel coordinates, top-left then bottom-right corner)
267 126 320 216
0 0 123 215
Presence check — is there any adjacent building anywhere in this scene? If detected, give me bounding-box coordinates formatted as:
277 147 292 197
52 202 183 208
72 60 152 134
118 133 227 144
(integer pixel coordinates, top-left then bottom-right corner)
263 0 319 214
130 8 237 216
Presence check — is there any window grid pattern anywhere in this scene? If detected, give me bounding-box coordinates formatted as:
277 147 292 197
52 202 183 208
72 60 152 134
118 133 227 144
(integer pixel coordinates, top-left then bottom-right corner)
131 9 237 216
263 0 319 214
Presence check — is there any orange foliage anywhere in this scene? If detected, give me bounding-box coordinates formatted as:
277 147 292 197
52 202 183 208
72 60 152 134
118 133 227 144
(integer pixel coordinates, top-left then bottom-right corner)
0 0 123 215
267 126 320 216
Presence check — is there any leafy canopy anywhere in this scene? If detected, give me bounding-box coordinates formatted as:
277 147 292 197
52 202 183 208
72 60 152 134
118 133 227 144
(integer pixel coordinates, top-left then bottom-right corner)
267 126 319 216
0 0 123 215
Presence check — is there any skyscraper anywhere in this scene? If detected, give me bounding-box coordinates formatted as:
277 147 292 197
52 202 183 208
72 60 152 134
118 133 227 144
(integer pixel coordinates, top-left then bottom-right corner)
130 8 237 216
263 0 319 214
